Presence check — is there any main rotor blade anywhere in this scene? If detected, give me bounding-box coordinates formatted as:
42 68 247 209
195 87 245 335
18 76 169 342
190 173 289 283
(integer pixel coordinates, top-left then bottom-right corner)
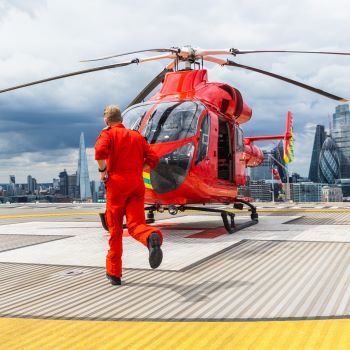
0 60 136 94
198 48 350 57
127 67 173 108
81 48 179 62
233 49 350 56
226 60 348 102
0 53 175 94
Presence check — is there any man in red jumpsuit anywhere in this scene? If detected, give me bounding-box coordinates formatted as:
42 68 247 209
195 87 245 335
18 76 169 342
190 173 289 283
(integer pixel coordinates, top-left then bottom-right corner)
95 105 163 286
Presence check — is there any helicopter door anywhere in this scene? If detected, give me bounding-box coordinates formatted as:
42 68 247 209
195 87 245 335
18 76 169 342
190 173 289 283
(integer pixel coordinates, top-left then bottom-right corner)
235 126 246 185
195 113 210 165
218 119 233 181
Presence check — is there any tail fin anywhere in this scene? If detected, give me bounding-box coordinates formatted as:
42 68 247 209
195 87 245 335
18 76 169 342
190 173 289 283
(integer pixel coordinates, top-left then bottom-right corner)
283 111 294 164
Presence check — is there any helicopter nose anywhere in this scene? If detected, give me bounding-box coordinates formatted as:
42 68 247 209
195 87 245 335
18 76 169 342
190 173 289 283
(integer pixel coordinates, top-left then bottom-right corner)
150 143 194 194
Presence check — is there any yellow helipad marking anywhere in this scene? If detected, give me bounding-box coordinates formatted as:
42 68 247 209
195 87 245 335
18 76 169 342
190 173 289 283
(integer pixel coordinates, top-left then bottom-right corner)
0 212 99 219
1 318 350 349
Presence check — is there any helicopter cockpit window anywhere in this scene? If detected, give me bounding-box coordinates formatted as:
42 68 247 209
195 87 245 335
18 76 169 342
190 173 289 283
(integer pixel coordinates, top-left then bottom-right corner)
122 104 149 131
235 127 244 152
195 114 210 165
142 101 204 144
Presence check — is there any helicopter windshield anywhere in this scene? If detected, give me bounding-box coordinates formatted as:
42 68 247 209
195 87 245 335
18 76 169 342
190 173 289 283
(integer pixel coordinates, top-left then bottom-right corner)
122 104 149 131
122 101 204 144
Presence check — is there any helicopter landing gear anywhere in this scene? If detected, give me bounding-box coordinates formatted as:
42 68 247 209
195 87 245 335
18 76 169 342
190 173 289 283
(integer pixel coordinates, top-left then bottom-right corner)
145 205 156 224
177 204 258 234
234 198 259 221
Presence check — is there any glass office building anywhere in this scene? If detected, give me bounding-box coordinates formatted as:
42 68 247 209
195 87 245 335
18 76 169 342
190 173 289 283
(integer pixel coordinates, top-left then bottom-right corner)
250 151 273 180
318 136 340 184
332 104 350 179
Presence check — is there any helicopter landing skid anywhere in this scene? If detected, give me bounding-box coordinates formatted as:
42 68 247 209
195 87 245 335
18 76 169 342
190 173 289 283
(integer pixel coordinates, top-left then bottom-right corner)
177 202 258 234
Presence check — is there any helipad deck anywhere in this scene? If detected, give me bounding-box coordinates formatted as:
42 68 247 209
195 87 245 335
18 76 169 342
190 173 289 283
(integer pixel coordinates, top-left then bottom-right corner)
1 203 350 349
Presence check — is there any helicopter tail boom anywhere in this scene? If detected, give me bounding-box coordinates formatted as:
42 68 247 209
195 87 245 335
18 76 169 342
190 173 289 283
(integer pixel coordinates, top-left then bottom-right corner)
243 111 294 166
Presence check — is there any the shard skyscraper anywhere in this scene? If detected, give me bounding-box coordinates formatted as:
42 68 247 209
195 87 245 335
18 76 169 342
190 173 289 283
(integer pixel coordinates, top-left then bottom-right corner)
77 132 92 201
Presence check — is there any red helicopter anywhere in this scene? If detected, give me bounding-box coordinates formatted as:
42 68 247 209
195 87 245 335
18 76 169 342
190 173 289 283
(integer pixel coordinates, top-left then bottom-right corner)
0 46 348 233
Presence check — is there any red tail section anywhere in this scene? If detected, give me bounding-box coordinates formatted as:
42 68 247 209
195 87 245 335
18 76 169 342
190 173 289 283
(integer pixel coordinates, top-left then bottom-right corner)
283 111 294 164
243 111 293 168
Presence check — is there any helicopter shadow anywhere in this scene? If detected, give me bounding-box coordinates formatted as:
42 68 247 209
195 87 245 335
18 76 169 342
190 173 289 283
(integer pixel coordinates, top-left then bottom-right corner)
125 279 253 303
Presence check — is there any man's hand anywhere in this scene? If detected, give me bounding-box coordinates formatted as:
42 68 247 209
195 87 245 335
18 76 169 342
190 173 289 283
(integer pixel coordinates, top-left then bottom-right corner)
96 159 107 182
100 170 108 183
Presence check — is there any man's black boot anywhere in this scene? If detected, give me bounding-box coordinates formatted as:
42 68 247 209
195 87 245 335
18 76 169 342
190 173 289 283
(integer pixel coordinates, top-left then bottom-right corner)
106 273 122 285
148 232 163 269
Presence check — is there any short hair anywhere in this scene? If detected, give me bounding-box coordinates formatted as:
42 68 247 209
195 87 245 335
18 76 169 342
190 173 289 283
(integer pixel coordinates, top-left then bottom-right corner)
103 105 122 122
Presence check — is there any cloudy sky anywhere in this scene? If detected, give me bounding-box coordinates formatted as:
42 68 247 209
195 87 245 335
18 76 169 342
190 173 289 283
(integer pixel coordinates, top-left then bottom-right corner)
1 0 350 183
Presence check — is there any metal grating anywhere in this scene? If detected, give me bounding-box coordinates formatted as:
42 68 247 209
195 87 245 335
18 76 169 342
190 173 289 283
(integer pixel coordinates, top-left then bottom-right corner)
285 214 350 225
0 234 70 253
1 239 350 321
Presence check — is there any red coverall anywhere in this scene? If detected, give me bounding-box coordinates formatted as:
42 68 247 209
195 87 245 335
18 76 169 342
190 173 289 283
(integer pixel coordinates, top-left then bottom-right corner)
95 124 163 277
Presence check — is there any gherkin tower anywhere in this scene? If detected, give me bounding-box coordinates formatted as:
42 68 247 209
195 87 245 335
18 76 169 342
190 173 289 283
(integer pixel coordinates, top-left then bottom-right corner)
77 132 92 200
318 136 340 184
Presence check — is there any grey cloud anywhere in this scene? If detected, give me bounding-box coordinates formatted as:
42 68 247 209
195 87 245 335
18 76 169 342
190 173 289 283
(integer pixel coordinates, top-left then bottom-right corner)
0 0 46 20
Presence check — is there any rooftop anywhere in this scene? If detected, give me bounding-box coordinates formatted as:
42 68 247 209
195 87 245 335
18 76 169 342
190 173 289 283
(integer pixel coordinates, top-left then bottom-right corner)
1 203 350 349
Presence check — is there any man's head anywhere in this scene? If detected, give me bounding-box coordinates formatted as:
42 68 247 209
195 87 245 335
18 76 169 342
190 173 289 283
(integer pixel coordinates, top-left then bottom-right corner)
103 105 123 125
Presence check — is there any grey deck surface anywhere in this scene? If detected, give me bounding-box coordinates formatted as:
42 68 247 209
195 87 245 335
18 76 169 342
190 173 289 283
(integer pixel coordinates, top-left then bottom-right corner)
1 239 350 321
0 234 70 253
1 204 350 322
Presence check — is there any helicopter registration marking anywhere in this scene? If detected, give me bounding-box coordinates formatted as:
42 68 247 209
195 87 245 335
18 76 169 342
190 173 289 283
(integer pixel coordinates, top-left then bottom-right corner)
143 171 153 189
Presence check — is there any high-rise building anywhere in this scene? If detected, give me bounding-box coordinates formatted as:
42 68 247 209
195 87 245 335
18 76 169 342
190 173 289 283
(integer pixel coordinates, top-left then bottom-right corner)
77 132 92 201
308 125 326 182
318 136 340 184
27 175 37 194
250 151 273 180
68 173 79 199
32 178 37 194
27 175 33 193
52 178 60 190
90 180 98 203
271 140 287 183
59 170 68 196
332 104 350 179
290 182 322 202
9 175 16 196
248 180 272 201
